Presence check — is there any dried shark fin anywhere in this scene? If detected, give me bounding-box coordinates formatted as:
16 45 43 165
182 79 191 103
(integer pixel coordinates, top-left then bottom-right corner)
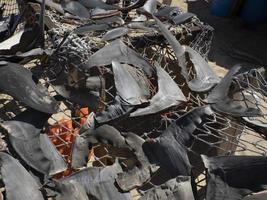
62 1 90 19
152 15 184 58
52 180 89 200
172 12 195 25
95 15 125 26
1 120 50 175
79 0 118 10
0 23 42 55
145 106 214 178
168 106 214 147
112 60 150 105
214 96 262 117
0 14 18 42
81 124 127 147
85 76 103 91
207 65 241 103
2 120 66 176
95 96 137 125
73 24 109 35
127 21 155 32
71 135 90 169
142 0 157 14
131 63 186 116
2 109 67 175
235 68 267 131
119 107 213 190
0 152 44 200
202 155 267 200
85 39 155 77
52 85 100 110
71 124 127 168
244 68 267 92
0 62 58 114
207 65 261 117
253 68 267 92
0 48 49 62
92 162 131 200
34 0 64 14
116 132 156 191
13 108 51 129
146 128 191 178
183 46 220 92
116 163 153 191
154 6 194 24
72 122 155 189
119 0 148 11
153 15 219 92
140 176 195 200
40 133 67 175
154 6 182 19
102 27 129 41
0 0 45 52
61 163 131 200
70 113 95 169
90 8 121 20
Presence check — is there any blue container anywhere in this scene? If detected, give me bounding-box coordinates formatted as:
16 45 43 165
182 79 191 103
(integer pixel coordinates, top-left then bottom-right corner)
241 0 267 24
211 0 235 17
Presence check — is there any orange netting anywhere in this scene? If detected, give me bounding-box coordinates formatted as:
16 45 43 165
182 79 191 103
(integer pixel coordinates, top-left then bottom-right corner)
46 107 89 178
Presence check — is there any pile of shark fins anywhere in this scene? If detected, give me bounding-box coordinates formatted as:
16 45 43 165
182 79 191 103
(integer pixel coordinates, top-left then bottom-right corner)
0 0 266 200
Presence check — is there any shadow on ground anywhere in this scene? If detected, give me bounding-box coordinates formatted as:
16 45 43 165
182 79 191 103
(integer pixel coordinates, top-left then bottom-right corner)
187 0 267 71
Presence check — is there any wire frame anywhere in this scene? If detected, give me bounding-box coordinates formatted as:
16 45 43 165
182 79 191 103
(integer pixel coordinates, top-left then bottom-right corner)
233 68 267 133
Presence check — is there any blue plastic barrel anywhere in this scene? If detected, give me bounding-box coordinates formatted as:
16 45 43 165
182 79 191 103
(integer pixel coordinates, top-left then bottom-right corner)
211 0 235 17
241 0 267 24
